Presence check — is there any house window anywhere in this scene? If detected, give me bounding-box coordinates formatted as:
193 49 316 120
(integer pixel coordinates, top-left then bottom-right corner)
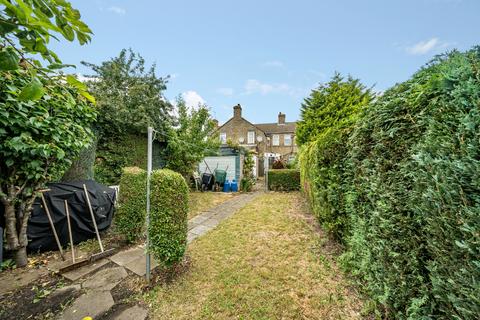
272 134 280 146
220 132 227 144
248 131 255 144
284 134 292 146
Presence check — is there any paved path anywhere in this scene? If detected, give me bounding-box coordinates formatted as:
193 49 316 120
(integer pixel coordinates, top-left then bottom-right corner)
56 190 261 320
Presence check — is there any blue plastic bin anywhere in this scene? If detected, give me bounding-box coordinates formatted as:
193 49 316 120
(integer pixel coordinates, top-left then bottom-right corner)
223 180 231 192
230 180 238 192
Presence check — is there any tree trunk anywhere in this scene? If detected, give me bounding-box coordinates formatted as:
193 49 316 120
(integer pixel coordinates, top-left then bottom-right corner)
15 246 28 267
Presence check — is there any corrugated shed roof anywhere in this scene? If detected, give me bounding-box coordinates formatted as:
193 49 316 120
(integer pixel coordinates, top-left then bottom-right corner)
255 122 296 134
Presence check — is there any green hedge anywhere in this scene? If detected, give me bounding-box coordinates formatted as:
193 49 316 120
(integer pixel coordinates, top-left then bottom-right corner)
344 48 480 318
267 169 300 191
149 169 189 266
298 47 480 318
299 128 352 240
116 167 147 243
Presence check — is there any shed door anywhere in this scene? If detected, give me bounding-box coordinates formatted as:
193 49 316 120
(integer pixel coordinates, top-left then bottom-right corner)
199 156 237 181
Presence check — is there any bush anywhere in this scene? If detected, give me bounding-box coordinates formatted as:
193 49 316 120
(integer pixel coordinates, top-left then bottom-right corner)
149 169 189 266
343 47 480 318
267 169 300 191
116 167 147 243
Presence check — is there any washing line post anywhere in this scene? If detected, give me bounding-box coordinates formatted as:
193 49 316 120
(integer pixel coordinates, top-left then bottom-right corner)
146 126 153 283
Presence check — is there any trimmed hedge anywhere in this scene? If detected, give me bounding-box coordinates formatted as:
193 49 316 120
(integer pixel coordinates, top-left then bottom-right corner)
149 169 189 266
342 48 480 318
116 167 147 243
267 169 300 191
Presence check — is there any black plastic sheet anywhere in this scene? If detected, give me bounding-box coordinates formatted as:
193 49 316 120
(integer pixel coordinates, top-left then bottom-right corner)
27 180 116 252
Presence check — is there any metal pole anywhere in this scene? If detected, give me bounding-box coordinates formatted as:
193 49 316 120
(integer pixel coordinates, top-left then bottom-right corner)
146 127 153 282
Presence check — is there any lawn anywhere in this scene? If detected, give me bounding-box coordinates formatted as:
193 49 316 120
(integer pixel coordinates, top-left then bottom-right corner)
146 192 364 319
188 191 237 219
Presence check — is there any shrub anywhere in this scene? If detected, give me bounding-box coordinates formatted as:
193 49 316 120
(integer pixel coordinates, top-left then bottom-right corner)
116 167 147 243
149 169 189 266
343 47 480 318
267 169 300 191
272 159 286 169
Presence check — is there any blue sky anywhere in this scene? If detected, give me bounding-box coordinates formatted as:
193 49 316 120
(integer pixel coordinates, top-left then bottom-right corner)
51 0 479 124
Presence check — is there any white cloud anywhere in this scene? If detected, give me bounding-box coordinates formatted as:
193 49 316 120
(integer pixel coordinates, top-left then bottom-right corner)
217 87 234 96
108 6 126 15
244 79 296 96
76 73 98 82
262 60 284 68
182 91 206 108
406 37 451 55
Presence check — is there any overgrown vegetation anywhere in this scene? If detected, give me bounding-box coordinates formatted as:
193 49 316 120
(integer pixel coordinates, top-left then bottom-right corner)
298 48 480 318
267 169 300 191
298 73 374 239
116 167 147 243
149 169 189 266
0 0 94 267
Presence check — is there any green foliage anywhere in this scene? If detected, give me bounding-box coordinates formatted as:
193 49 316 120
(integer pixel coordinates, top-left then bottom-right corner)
62 137 96 181
94 134 149 185
296 72 373 146
267 169 300 191
0 0 92 66
342 47 480 318
81 49 172 139
240 151 255 192
116 167 147 243
0 68 96 266
149 169 189 266
163 96 220 178
298 74 373 240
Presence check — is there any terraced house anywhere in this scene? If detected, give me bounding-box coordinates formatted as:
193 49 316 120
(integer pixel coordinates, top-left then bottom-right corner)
210 104 297 177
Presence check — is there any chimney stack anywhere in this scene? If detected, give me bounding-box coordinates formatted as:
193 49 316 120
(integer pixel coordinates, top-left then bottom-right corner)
278 112 286 125
233 104 242 118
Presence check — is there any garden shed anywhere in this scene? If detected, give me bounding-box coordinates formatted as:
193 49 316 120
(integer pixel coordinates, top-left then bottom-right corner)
198 147 244 182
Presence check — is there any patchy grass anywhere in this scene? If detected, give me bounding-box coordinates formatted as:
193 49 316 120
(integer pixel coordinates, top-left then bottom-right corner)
188 192 237 219
146 192 364 319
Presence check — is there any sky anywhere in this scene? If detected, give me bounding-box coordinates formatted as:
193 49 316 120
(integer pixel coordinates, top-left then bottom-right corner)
50 0 479 124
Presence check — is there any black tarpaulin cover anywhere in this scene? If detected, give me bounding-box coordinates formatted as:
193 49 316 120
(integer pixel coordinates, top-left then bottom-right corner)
27 180 116 252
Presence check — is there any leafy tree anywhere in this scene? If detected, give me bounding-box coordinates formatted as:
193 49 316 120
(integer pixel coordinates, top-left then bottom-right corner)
162 97 219 178
296 72 373 146
70 49 173 184
0 69 96 267
240 150 255 192
81 49 173 139
0 0 95 267
0 0 92 67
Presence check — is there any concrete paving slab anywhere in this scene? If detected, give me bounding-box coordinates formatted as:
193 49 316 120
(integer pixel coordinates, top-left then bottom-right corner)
113 305 148 320
187 232 200 243
202 218 220 228
124 255 159 276
62 259 109 282
189 214 209 225
109 246 144 266
61 290 114 320
189 224 211 236
82 266 128 291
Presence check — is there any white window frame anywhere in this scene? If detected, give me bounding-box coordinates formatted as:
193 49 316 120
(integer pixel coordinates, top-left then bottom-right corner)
284 134 292 146
220 132 227 144
247 131 255 144
272 134 280 146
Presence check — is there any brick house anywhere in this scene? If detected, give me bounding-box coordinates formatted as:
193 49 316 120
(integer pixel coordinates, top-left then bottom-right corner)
216 104 297 176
